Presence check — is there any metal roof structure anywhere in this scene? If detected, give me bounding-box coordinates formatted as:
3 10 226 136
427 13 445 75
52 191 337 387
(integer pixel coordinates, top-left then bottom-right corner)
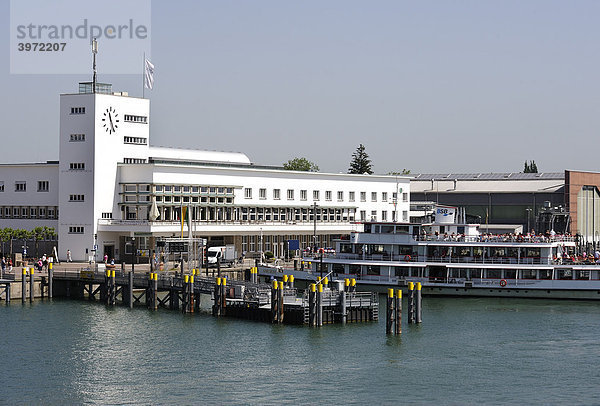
412 172 564 181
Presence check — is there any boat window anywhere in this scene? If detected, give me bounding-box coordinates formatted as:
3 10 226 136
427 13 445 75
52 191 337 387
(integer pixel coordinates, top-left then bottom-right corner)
457 247 470 257
525 248 541 258
521 269 537 279
394 267 409 277
539 270 552 280
492 248 506 258
397 245 413 256
557 269 572 280
349 264 361 275
332 264 345 274
366 265 380 275
395 225 410 234
504 270 517 279
487 269 501 279
366 245 383 254
381 225 394 234
576 270 590 280
339 244 353 254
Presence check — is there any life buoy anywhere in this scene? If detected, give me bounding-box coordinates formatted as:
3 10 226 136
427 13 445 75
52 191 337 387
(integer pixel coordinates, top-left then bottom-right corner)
499 279 507 287
404 255 411 262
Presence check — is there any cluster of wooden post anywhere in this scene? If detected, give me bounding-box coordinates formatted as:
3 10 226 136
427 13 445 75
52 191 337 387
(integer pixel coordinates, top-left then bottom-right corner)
307 277 356 327
271 280 285 324
386 282 423 334
212 276 226 316
386 289 402 335
182 272 196 313
282 274 294 289
249 267 259 284
407 282 422 324
105 269 116 306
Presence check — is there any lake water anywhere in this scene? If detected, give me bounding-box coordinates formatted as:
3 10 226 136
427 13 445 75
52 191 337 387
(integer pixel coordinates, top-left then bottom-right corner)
2 296 600 405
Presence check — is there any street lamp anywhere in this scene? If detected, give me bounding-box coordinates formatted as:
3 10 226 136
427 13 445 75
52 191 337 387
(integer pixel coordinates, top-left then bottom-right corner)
312 202 318 253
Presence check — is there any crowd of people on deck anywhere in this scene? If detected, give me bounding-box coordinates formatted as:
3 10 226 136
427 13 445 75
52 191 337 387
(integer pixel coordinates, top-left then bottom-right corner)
420 229 574 243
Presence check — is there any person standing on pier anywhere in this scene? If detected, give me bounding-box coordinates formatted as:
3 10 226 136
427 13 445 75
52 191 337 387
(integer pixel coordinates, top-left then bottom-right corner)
66 249 72 262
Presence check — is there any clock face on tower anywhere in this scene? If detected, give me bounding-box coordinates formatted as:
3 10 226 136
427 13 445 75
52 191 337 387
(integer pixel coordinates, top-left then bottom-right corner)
102 106 120 134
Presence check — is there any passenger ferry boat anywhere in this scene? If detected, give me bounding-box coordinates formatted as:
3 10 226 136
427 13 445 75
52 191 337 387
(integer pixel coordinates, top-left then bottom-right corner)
259 219 600 300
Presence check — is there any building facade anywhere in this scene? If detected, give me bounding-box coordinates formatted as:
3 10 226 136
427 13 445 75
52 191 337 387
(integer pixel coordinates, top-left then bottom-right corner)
0 83 409 261
411 171 600 248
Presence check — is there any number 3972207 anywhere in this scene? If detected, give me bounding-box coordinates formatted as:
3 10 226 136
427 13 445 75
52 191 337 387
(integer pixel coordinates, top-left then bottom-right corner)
18 43 66 51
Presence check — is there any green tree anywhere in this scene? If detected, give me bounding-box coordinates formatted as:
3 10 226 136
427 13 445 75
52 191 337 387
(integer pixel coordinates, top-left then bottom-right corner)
32 226 45 258
524 160 539 173
348 144 373 175
0 228 13 256
283 157 320 172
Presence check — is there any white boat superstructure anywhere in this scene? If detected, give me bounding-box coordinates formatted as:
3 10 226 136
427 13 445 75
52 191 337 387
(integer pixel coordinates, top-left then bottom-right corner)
280 220 600 299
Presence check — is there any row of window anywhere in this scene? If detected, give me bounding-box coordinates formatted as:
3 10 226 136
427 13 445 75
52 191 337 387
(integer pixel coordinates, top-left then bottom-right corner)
124 114 148 123
241 234 334 254
70 107 85 114
154 185 234 195
245 188 408 203
68 226 84 234
127 204 357 223
122 184 236 195
357 210 408 222
0 206 58 219
123 158 147 164
124 137 147 145
0 181 49 192
69 162 85 170
69 194 85 202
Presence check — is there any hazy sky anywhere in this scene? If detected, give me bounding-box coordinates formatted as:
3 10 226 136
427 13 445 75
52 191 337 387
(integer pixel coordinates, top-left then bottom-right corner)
1 0 599 174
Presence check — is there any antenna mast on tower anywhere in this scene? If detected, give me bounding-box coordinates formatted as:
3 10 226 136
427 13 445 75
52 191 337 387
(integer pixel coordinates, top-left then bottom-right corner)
92 37 98 93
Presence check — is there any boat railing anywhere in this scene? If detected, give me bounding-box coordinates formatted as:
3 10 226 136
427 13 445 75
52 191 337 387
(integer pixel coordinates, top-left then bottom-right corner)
414 235 576 243
330 253 549 265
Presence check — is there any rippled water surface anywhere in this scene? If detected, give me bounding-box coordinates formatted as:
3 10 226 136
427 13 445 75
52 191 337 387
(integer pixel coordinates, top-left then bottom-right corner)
2 297 600 405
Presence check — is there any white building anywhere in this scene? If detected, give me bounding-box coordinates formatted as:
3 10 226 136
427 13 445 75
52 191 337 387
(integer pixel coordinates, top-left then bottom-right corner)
0 82 410 262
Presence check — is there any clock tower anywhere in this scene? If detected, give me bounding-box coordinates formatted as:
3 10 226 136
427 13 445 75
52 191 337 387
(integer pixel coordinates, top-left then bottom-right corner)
58 83 150 262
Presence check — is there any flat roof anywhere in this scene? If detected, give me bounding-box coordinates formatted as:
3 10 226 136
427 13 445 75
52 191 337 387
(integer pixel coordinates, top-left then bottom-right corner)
411 172 564 181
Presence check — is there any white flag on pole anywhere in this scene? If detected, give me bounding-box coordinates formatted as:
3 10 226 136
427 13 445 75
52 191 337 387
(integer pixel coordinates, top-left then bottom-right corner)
144 58 154 90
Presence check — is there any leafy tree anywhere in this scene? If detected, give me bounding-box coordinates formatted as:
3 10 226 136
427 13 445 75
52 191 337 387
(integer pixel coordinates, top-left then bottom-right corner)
283 157 319 172
524 160 538 173
0 228 13 256
348 144 373 175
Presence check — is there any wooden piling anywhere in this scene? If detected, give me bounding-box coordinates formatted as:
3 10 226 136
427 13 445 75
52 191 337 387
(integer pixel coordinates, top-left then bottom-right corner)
278 281 284 324
316 283 323 327
22 268 27 303
48 263 53 299
395 289 402 335
271 279 278 323
386 288 394 334
188 274 194 313
415 282 422 324
340 289 347 325
128 271 134 309
309 283 316 327
153 273 159 311
408 282 415 323
29 268 34 302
